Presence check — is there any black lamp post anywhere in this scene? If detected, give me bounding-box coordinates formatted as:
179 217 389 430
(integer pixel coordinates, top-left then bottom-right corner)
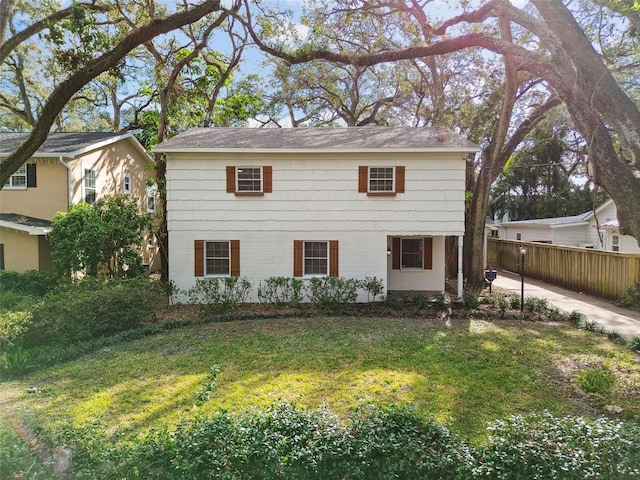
519 245 527 312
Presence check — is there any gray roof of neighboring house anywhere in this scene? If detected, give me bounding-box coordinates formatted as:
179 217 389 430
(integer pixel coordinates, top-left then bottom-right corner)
0 213 52 235
153 127 480 152
499 215 588 228
0 132 140 156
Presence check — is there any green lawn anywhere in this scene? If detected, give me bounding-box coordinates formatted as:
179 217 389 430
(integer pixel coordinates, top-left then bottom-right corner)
3 314 638 448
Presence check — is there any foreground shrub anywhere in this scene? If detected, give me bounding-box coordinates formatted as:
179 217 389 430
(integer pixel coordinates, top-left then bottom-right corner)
0 311 31 349
71 403 472 480
475 411 640 479
617 282 640 308
185 277 252 314
21 278 164 347
360 276 385 302
306 277 359 310
257 277 304 307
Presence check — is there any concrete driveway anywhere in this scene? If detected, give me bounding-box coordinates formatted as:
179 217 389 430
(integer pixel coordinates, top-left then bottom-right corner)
491 270 640 339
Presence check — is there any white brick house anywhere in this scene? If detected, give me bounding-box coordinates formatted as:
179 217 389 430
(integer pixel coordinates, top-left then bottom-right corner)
154 127 479 302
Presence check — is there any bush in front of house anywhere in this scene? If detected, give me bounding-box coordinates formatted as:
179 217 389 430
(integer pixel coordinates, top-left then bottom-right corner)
257 277 304 307
475 411 640 479
185 277 252 314
306 277 359 311
20 277 165 347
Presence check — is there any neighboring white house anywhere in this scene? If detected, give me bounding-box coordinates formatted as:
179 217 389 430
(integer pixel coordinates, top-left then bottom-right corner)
496 198 640 253
154 127 479 302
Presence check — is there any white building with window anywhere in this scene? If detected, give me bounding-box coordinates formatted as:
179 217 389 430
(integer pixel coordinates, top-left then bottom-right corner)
496 198 640 253
155 127 478 302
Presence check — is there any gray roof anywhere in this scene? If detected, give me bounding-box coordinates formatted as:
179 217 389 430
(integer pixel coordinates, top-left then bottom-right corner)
0 132 135 156
0 213 52 235
500 215 587 227
154 127 480 152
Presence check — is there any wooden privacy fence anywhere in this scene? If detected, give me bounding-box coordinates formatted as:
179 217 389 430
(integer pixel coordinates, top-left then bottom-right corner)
487 238 640 301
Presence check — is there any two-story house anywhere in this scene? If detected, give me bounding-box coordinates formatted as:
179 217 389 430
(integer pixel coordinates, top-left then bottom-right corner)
0 132 158 272
154 127 478 302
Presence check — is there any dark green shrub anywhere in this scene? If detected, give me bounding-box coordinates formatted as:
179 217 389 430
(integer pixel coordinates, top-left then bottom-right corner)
22 278 165 347
306 277 359 310
618 282 640 308
257 277 304 307
195 365 220 406
0 344 30 380
0 311 31 349
630 336 640 352
463 292 480 309
360 276 385 302
0 270 61 296
524 296 548 313
476 411 640 479
185 277 252 314
509 295 522 310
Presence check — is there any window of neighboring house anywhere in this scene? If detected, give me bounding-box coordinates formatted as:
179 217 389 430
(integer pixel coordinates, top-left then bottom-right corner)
84 168 97 204
194 240 240 277
4 164 27 189
612 235 620 252
516 233 522 241
226 166 272 195
358 166 405 196
123 173 131 195
146 185 156 213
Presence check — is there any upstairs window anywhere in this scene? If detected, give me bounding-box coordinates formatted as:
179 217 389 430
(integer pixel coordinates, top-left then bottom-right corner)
146 185 156 213
612 235 620 252
227 166 272 195
123 173 131 195
369 167 394 192
84 168 97 204
359 166 405 196
4 164 35 189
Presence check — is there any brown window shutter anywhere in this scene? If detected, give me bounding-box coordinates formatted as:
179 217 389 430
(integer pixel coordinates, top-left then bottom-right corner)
194 240 204 277
395 166 405 193
329 240 339 277
423 237 433 270
230 240 240 276
358 166 368 193
226 166 236 193
263 166 272 193
293 240 303 277
392 237 401 270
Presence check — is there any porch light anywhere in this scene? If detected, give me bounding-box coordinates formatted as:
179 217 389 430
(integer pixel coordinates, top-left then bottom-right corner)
387 246 392 256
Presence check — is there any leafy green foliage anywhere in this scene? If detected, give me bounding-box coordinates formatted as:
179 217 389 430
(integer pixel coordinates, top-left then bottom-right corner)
617 282 640 308
359 276 385 301
49 195 152 279
257 277 304 307
578 367 616 397
306 277 359 310
185 277 252 314
0 270 61 298
476 412 640 479
20 278 164 348
195 365 221 407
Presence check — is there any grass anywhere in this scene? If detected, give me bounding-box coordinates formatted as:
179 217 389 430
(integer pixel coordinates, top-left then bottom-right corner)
2 313 639 453
0 419 55 479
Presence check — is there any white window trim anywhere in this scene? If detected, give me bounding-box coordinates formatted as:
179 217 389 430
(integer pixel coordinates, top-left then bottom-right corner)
204 240 230 277
123 173 131 195
83 167 97 205
146 185 157 213
4 164 27 189
367 166 395 193
236 166 263 193
303 240 329 277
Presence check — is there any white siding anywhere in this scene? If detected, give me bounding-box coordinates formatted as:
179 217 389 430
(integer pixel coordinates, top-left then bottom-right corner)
551 226 588 247
499 225 551 243
167 151 466 302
